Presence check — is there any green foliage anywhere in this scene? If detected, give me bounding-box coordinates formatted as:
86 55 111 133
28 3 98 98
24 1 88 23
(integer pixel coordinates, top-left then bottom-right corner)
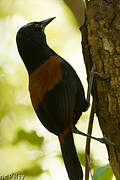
13 129 44 147
56 153 63 164
0 0 115 179
0 68 15 121
2 165 47 180
17 164 47 177
93 164 113 180
77 151 100 168
57 151 100 169
58 152 114 180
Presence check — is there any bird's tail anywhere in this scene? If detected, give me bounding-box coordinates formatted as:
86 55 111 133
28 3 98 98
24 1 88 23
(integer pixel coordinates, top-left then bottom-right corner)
58 131 83 180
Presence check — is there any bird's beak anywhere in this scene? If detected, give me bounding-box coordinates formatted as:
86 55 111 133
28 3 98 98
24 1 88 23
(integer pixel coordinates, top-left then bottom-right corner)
40 17 56 29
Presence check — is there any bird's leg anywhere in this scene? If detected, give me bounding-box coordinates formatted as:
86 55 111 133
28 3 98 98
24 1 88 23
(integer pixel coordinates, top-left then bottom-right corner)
86 64 96 106
75 64 113 145
73 126 115 145
86 63 112 106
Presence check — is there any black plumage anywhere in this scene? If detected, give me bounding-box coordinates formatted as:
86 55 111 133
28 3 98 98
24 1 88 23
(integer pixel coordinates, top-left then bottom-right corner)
16 17 89 180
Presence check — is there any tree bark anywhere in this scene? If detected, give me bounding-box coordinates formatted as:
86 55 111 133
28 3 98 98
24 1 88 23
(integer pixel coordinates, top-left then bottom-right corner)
81 0 120 179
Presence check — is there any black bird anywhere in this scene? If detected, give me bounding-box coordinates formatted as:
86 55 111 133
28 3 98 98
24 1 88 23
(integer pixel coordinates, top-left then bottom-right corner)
16 17 92 180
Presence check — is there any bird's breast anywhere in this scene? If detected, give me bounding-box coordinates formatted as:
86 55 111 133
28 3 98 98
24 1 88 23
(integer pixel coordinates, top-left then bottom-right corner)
29 56 63 110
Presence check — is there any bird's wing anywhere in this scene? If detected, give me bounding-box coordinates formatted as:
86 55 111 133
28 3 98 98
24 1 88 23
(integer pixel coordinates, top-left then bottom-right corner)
29 55 87 135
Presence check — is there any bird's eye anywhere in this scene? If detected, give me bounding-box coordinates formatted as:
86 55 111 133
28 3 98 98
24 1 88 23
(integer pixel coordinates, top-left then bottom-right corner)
33 24 41 31
35 24 39 28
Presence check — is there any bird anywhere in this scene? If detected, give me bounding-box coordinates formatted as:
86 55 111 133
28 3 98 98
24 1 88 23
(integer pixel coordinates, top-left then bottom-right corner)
16 17 91 180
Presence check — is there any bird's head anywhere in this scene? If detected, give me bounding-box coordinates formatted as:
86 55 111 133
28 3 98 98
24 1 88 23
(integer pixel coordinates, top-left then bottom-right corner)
16 17 56 74
16 17 55 47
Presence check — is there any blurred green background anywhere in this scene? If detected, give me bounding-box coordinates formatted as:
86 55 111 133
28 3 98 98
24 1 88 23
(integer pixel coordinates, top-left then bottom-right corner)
0 0 115 179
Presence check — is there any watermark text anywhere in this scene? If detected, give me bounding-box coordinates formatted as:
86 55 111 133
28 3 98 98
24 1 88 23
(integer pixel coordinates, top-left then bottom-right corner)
0 174 24 180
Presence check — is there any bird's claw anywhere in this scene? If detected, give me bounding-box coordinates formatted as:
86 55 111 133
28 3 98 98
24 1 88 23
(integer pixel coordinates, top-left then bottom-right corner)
93 71 112 80
100 136 115 146
89 63 112 80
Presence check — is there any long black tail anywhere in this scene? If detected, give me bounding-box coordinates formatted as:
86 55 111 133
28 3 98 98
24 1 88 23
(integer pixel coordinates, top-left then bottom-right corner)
59 131 83 180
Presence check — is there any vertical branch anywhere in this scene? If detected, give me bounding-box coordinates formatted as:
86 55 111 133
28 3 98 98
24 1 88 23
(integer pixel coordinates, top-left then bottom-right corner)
85 0 88 6
85 103 94 180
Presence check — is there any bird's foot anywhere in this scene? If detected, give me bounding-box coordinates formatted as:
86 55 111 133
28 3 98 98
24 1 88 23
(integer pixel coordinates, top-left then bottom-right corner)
86 63 112 104
98 135 115 146
89 63 112 80
93 71 112 80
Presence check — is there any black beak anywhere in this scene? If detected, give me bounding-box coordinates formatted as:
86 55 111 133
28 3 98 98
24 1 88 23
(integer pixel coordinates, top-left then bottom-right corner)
40 17 56 29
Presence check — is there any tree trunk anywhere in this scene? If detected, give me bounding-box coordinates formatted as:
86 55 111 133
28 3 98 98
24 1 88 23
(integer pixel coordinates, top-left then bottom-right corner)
81 0 120 179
